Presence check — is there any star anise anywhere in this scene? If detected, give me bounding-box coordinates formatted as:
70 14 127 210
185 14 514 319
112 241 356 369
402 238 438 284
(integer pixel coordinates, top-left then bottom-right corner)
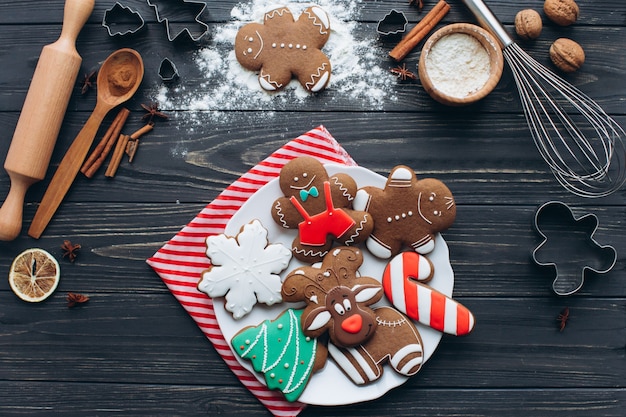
67 292 90 308
141 102 169 123
409 0 424 12
390 63 417 81
80 70 97 95
61 240 81 263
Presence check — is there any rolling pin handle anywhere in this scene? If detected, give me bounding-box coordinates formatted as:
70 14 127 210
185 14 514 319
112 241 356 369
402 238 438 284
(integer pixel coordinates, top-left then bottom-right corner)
59 0 95 44
0 175 33 241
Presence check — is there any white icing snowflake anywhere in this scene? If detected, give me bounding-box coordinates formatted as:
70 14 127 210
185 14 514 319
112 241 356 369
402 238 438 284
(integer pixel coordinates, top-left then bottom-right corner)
198 219 292 319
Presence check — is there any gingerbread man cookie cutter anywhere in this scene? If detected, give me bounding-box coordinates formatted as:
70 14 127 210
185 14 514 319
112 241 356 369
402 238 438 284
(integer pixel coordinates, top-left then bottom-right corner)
532 201 617 296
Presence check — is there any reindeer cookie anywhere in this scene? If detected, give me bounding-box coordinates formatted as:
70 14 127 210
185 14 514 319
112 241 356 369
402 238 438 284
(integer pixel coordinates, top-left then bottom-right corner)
353 165 456 259
282 246 382 348
282 246 424 384
271 156 373 263
234 6 332 92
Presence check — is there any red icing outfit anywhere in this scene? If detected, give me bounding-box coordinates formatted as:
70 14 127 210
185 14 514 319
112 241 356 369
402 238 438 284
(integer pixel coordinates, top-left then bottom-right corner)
289 181 355 246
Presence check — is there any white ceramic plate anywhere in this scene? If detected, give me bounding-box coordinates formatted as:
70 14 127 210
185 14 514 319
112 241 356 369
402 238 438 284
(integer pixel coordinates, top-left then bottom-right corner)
217 164 454 406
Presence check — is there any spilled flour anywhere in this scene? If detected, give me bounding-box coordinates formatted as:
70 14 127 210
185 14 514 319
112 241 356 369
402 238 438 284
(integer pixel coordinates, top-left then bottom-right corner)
152 0 397 125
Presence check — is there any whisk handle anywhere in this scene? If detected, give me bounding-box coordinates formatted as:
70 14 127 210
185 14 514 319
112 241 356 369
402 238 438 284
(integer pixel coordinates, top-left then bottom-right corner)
459 0 514 48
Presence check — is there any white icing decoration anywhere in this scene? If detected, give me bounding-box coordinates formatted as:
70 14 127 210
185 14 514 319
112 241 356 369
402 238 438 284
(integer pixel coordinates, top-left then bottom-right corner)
306 310 332 331
289 174 315 190
417 192 433 225
305 63 330 91
198 220 292 319
259 73 279 91
390 167 413 181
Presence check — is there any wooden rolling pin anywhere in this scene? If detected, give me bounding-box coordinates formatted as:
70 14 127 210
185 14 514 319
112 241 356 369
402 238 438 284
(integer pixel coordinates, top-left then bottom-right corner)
0 0 94 241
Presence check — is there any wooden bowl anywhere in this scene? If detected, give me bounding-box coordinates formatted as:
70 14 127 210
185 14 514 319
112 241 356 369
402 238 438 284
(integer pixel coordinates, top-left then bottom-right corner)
418 23 504 106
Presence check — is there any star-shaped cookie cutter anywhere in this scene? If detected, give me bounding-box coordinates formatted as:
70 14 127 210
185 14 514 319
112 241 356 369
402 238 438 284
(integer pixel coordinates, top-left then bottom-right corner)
147 0 209 41
531 201 617 296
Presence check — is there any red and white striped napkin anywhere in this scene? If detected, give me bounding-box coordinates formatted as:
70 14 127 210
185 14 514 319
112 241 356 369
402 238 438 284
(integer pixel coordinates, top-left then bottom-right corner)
147 126 356 416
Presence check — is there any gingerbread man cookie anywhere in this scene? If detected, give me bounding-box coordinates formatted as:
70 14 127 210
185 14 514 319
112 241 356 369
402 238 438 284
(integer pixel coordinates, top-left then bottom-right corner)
353 165 456 259
234 6 332 92
271 156 373 263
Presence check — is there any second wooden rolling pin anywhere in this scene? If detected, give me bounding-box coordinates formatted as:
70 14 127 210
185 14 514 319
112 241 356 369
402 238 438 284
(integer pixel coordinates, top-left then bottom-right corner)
0 0 94 241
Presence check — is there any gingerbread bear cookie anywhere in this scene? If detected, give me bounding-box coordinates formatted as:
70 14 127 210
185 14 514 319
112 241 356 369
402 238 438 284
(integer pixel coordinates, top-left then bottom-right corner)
234 6 332 92
271 156 374 263
353 165 456 259
282 246 424 384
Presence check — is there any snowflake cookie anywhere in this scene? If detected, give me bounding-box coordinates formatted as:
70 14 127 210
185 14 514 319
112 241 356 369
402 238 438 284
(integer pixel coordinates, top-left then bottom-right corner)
198 219 292 319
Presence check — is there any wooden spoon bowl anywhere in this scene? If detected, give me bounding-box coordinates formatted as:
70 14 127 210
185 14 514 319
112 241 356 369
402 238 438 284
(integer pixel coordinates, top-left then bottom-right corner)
98 48 144 106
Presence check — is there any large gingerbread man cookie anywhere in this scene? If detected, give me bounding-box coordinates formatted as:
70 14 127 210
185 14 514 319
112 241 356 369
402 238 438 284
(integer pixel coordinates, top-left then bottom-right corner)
271 156 373 263
234 6 332 92
353 165 456 259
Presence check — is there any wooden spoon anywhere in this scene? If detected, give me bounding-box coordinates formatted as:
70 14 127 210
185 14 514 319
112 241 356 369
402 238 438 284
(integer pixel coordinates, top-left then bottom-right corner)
28 48 144 239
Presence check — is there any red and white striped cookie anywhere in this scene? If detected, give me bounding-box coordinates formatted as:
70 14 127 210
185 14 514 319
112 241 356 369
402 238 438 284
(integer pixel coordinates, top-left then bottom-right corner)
382 252 475 336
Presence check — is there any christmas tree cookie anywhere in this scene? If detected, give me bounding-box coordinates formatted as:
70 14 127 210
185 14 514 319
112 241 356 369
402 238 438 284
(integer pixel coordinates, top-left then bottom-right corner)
231 308 327 402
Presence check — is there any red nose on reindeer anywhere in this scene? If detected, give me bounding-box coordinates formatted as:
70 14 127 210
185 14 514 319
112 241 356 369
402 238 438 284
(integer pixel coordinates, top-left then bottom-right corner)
341 314 363 334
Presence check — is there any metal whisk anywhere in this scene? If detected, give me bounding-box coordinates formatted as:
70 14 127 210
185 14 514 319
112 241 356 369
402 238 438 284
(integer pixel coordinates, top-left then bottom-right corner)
460 0 626 198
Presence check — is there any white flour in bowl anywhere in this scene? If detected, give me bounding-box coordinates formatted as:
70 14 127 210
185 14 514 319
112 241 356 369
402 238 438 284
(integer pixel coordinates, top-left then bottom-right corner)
424 32 491 98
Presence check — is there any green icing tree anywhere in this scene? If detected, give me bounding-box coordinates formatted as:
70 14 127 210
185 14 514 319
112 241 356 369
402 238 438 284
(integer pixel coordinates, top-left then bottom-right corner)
231 308 317 402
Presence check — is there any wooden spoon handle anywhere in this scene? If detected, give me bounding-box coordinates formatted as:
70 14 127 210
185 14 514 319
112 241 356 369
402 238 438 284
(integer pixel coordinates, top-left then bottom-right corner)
28 102 112 239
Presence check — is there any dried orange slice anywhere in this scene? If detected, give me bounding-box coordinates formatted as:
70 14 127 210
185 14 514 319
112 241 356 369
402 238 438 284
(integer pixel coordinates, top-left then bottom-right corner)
9 248 60 302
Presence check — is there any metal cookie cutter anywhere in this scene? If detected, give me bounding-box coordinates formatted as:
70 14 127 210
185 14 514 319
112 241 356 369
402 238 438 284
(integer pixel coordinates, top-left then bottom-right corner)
532 201 617 296
147 0 209 41
377 10 408 37
103 2 145 36
158 58 179 82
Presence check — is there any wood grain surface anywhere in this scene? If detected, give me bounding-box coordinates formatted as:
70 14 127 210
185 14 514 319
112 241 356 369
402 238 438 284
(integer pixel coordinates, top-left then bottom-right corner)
0 0 624 416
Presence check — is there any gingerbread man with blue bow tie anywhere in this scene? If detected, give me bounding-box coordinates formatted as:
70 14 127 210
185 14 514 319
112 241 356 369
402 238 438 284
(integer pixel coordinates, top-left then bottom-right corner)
272 156 373 262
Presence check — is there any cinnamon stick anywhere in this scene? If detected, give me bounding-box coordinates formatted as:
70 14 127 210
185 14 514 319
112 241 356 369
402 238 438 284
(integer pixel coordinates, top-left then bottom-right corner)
80 107 130 178
105 124 154 177
125 123 154 163
389 0 450 62
105 134 130 178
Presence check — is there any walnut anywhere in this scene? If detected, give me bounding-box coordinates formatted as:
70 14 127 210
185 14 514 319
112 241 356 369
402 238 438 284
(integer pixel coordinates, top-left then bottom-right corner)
515 9 542 40
549 38 585 72
544 0 579 26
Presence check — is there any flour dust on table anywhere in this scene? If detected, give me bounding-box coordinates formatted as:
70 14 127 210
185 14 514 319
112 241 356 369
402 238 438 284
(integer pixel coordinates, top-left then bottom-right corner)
152 0 397 125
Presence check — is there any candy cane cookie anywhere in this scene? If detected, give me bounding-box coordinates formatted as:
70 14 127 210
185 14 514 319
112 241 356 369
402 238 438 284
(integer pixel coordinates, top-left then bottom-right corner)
382 252 475 336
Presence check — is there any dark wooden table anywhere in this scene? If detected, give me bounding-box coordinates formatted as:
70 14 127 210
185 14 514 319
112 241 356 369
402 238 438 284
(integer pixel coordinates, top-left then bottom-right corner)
1 0 624 415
